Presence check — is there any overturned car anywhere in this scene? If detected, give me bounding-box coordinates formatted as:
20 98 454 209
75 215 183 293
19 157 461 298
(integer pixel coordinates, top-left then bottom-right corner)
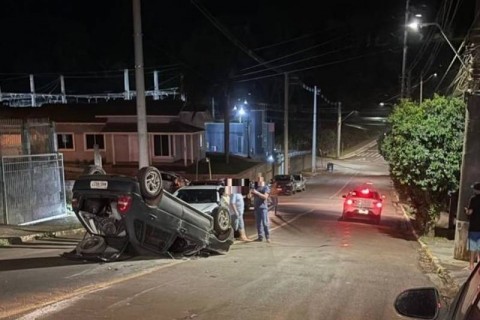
64 166 233 262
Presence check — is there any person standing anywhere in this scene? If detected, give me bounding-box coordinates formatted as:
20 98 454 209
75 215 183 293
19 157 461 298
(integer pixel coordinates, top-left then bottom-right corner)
465 182 480 270
230 186 250 241
251 176 271 243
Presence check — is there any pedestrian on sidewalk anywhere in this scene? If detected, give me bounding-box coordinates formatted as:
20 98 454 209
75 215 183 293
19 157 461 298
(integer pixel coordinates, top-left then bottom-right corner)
230 186 251 241
250 175 271 243
465 182 480 270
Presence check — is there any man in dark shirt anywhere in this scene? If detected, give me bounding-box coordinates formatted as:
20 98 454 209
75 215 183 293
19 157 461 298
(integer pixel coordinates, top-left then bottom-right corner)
251 176 271 243
466 182 480 270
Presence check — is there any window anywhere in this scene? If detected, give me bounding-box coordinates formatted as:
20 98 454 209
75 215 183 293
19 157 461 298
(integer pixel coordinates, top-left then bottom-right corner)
154 135 170 156
85 134 105 150
57 133 74 150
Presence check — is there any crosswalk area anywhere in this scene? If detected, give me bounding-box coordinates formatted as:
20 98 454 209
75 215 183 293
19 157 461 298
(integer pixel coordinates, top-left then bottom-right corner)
349 147 386 163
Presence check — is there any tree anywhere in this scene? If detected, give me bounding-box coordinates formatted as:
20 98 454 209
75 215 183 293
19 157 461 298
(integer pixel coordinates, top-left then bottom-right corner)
380 95 465 231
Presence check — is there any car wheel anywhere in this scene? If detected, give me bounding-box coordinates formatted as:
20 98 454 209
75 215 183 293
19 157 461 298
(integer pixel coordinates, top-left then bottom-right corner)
84 165 106 175
212 206 231 240
341 211 348 221
137 166 163 200
374 216 381 225
76 236 106 254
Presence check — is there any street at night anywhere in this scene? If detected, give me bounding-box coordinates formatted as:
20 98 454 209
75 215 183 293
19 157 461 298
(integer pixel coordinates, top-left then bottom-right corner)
0 152 440 320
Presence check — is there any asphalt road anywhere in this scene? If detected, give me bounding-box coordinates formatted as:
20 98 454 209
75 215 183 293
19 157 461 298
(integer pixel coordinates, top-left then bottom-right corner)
0 154 438 320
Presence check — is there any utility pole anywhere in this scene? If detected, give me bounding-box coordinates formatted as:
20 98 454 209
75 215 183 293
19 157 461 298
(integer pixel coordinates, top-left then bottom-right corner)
312 86 318 173
454 0 480 260
284 73 289 174
224 82 230 164
401 0 410 99
336 102 342 159
419 71 423 103
132 0 149 168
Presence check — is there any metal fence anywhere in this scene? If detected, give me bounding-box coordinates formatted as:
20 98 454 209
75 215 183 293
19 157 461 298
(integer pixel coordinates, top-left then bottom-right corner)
0 153 66 225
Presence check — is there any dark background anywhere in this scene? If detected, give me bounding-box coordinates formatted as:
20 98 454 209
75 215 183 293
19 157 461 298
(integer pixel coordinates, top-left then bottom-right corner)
0 0 475 118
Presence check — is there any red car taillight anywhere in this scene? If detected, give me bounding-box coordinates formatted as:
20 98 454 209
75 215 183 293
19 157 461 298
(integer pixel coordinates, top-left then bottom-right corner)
375 202 383 208
117 195 132 214
346 199 353 205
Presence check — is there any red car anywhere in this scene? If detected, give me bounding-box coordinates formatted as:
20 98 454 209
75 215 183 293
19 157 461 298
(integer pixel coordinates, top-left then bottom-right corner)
341 184 384 224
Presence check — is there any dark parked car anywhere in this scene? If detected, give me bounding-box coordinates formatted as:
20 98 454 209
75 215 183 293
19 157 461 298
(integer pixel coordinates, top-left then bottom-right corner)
293 174 307 192
272 174 296 195
65 166 233 262
394 261 480 319
341 183 384 224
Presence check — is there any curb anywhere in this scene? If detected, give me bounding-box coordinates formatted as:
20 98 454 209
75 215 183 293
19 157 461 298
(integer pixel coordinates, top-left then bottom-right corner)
395 196 459 290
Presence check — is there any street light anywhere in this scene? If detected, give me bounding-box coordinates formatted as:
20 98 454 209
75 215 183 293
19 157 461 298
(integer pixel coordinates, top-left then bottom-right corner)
408 21 468 71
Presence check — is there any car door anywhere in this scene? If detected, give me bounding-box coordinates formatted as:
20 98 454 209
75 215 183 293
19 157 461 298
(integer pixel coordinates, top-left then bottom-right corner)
449 264 480 319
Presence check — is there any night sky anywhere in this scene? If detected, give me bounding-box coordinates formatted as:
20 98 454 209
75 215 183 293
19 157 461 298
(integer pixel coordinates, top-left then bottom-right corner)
0 0 475 117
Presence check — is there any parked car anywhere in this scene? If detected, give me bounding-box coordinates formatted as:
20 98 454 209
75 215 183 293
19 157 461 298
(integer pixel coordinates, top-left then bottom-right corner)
394 261 480 319
64 166 233 262
272 174 296 195
341 183 384 224
293 174 307 192
172 185 228 216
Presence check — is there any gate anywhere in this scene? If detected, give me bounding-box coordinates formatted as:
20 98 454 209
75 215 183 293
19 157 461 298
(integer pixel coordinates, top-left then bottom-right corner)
0 153 66 225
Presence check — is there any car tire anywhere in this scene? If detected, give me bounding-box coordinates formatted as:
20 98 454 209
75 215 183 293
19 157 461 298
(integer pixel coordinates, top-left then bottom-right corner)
76 236 107 254
341 211 348 221
212 206 231 240
374 216 381 225
84 165 106 175
137 166 163 200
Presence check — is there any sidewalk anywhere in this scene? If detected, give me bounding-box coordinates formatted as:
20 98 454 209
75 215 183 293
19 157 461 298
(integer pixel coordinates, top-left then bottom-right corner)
0 213 84 245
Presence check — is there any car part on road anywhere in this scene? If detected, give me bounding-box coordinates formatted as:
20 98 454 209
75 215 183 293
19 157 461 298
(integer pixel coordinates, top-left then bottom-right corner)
75 235 107 254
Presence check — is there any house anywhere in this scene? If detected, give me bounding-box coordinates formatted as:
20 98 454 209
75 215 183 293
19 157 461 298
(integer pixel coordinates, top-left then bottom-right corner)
0 100 210 167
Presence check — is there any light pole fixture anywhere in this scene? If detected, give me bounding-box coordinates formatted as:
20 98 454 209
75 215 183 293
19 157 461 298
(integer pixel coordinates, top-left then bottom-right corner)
419 72 437 103
337 103 358 159
205 157 212 180
408 21 468 70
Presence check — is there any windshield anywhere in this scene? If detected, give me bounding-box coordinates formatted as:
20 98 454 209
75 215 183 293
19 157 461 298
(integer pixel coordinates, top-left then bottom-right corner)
293 175 301 180
176 189 218 203
275 175 291 181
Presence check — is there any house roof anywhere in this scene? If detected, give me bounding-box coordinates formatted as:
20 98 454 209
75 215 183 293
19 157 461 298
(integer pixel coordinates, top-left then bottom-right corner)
0 100 210 123
101 121 204 134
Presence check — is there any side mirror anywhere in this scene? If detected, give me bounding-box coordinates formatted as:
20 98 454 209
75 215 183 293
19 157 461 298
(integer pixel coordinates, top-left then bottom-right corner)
382 194 386 199
394 287 439 319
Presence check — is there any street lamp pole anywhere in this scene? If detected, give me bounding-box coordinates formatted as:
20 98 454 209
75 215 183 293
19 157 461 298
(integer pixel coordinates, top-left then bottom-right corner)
419 72 437 103
336 102 342 159
401 0 411 99
409 22 468 70
312 86 318 173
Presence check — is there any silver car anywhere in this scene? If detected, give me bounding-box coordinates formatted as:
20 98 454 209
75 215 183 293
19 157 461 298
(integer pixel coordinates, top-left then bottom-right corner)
293 174 306 192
